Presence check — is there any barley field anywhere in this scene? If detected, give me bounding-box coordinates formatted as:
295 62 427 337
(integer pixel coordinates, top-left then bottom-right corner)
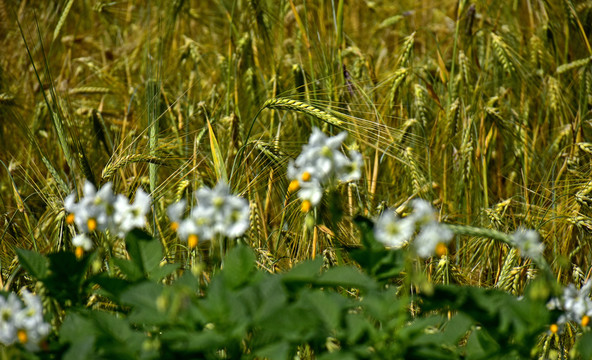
1 0 592 358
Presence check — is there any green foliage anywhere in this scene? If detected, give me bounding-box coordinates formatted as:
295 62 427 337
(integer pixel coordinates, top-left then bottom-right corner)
10 222 584 359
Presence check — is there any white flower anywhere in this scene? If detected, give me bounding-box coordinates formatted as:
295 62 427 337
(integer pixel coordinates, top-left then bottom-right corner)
409 199 437 226
111 188 151 237
551 280 592 325
72 234 93 251
0 291 50 351
374 210 415 248
287 128 363 211
13 290 50 352
511 228 544 259
167 200 186 231
296 129 349 182
177 205 215 249
297 180 324 206
188 205 216 241
0 293 21 346
196 182 230 210
167 200 186 222
337 150 363 182
221 196 251 238
414 222 453 258
171 182 250 246
64 180 114 233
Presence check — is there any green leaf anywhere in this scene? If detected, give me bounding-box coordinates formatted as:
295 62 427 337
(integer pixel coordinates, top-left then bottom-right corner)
254 341 292 360
60 312 98 344
63 337 96 360
90 274 132 301
302 290 347 330
465 327 500 359
120 282 167 325
316 266 377 291
125 229 162 277
222 245 256 289
440 313 474 344
161 329 227 353
281 258 323 285
112 257 143 282
148 263 179 282
15 248 48 280
344 313 374 345
318 352 358 360
353 215 381 250
43 251 92 306
576 331 592 358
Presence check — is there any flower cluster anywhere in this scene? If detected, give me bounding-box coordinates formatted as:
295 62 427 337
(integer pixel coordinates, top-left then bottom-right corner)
64 180 151 257
168 182 250 249
510 228 544 260
374 199 453 258
287 128 362 212
548 280 592 328
0 290 50 352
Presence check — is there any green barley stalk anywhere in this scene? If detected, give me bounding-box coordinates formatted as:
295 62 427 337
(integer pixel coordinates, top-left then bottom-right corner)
398 32 415 67
491 33 516 75
52 0 75 42
496 248 519 291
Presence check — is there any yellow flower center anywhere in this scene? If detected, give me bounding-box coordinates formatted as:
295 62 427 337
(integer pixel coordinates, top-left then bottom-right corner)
87 218 97 232
582 315 590 327
188 234 199 249
66 213 75 225
301 171 312 182
75 246 84 259
17 329 28 344
301 200 312 213
550 324 559 334
435 242 448 257
288 179 300 193
170 221 179 231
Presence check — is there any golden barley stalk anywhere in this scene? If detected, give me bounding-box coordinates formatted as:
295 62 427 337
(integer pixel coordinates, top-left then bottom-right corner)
102 154 168 180
262 98 343 127
68 87 113 95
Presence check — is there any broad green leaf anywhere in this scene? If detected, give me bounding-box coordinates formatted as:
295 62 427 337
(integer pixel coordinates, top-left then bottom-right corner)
316 266 377 291
60 312 97 344
254 341 291 360
162 329 227 353
465 328 500 359
63 337 95 360
302 290 347 330
222 245 256 289
281 258 323 285
575 331 592 358
345 313 373 345
125 228 162 277
121 281 164 309
120 282 166 325
112 257 143 282
148 263 179 282
15 248 48 280
318 352 358 360
90 274 132 301
43 251 92 306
